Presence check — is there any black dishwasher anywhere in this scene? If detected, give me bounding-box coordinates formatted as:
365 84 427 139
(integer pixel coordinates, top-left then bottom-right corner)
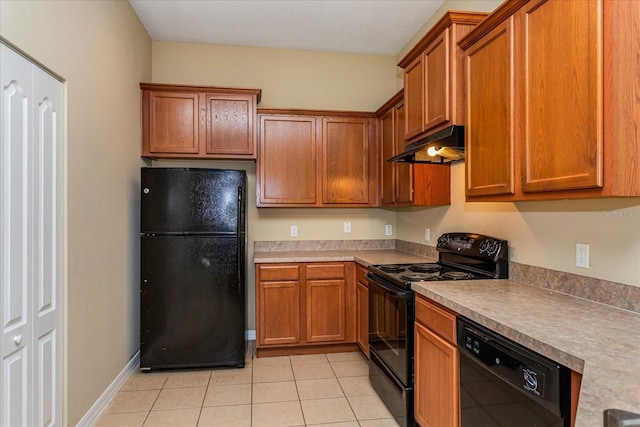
457 317 571 427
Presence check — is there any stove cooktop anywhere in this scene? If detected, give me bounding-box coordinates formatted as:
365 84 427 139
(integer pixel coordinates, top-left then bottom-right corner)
370 263 481 285
367 233 509 289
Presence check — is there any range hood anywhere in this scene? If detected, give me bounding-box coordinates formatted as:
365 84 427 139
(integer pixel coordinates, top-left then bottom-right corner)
388 125 465 164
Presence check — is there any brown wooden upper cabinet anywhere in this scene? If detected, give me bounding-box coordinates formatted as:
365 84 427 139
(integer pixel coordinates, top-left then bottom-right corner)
398 12 488 143
141 83 261 159
461 0 640 201
376 91 450 207
257 109 378 207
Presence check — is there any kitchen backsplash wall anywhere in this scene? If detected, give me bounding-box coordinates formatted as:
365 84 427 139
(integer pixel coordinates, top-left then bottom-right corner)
396 163 640 288
255 239 395 252
397 239 638 313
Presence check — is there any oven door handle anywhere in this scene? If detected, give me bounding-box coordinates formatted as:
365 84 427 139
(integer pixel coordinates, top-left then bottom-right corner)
366 273 409 298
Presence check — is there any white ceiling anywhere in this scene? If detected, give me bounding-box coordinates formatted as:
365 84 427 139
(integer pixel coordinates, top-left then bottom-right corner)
128 0 446 56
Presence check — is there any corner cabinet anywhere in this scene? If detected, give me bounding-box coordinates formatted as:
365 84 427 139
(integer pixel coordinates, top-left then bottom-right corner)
257 109 378 207
141 83 261 160
398 12 488 142
255 262 357 357
461 0 640 201
377 91 451 207
414 295 459 427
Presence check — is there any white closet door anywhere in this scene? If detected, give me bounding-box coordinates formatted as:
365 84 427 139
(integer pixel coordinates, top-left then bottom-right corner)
1 42 64 427
32 62 63 427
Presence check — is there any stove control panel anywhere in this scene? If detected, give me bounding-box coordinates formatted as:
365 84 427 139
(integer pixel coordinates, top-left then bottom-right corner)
437 233 507 262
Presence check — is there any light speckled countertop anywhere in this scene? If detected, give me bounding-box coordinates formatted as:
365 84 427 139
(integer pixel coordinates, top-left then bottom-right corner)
412 280 640 427
254 249 640 426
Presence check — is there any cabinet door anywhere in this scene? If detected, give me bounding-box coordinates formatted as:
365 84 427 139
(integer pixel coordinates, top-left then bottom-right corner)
380 108 396 205
258 280 301 346
257 115 318 205
465 18 515 197
414 323 459 427
322 117 370 205
394 102 414 204
145 91 200 155
520 0 603 192
204 93 256 157
424 28 451 132
306 279 346 343
355 266 369 357
404 56 425 140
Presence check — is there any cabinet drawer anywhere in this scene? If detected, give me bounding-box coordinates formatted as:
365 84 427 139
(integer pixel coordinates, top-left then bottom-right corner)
415 295 456 344
258 265 300 281
306 263 345 280
356 264 368 284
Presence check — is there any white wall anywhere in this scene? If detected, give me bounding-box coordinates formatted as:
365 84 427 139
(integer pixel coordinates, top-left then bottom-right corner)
397 164 640 287
0 1 151 424
152 41 399 111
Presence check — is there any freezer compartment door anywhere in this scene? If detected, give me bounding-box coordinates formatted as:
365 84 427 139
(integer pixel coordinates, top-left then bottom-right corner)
141 167 246 234
140 235 245 370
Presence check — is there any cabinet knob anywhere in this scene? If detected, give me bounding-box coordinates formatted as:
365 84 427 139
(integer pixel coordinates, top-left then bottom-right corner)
13 334 22 345
143 188 150 194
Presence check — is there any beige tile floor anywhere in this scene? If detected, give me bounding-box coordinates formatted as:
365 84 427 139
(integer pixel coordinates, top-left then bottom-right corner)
94 349 400 427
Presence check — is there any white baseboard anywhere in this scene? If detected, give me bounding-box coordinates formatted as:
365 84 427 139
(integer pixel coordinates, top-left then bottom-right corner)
76 350 140 427
77 334 254 426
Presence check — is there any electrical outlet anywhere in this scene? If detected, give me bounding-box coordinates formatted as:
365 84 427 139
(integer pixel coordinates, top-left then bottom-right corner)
425 228 431 241
290 225 298 237
385 224 393 236
344 221 352 234
576 243 589 268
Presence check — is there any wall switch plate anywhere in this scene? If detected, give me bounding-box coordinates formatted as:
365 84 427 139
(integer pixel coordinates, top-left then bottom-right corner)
425 228 431 241
344 221 352 234
290 225 298 237
385 225 393 236
576 243 589 268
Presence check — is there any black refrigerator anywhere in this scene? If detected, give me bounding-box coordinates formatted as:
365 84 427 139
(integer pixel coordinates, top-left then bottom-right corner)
140 167 246 371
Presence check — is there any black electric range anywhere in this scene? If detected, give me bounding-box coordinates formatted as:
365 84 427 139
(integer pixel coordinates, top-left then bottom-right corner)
368 232 509 289
365 232 509 427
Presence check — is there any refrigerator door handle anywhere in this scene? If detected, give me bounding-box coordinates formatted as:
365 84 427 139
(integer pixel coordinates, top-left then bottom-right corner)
237 186 244 296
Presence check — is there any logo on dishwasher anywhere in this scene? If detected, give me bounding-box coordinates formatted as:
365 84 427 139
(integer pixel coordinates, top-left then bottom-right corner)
523 369 540 396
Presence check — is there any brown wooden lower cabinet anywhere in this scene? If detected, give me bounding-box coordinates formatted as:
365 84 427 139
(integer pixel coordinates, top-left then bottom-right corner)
255 261 357 357
415 293 583 427
414 294 459 427
355 264 369 358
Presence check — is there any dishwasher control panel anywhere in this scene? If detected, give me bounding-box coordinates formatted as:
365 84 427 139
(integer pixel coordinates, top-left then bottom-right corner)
462 326 547 397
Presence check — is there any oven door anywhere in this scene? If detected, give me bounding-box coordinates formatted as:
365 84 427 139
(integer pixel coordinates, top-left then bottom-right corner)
367 273 414 386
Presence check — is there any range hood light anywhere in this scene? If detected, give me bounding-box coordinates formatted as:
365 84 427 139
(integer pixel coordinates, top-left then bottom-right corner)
388 125 465 164
427 146 440 157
